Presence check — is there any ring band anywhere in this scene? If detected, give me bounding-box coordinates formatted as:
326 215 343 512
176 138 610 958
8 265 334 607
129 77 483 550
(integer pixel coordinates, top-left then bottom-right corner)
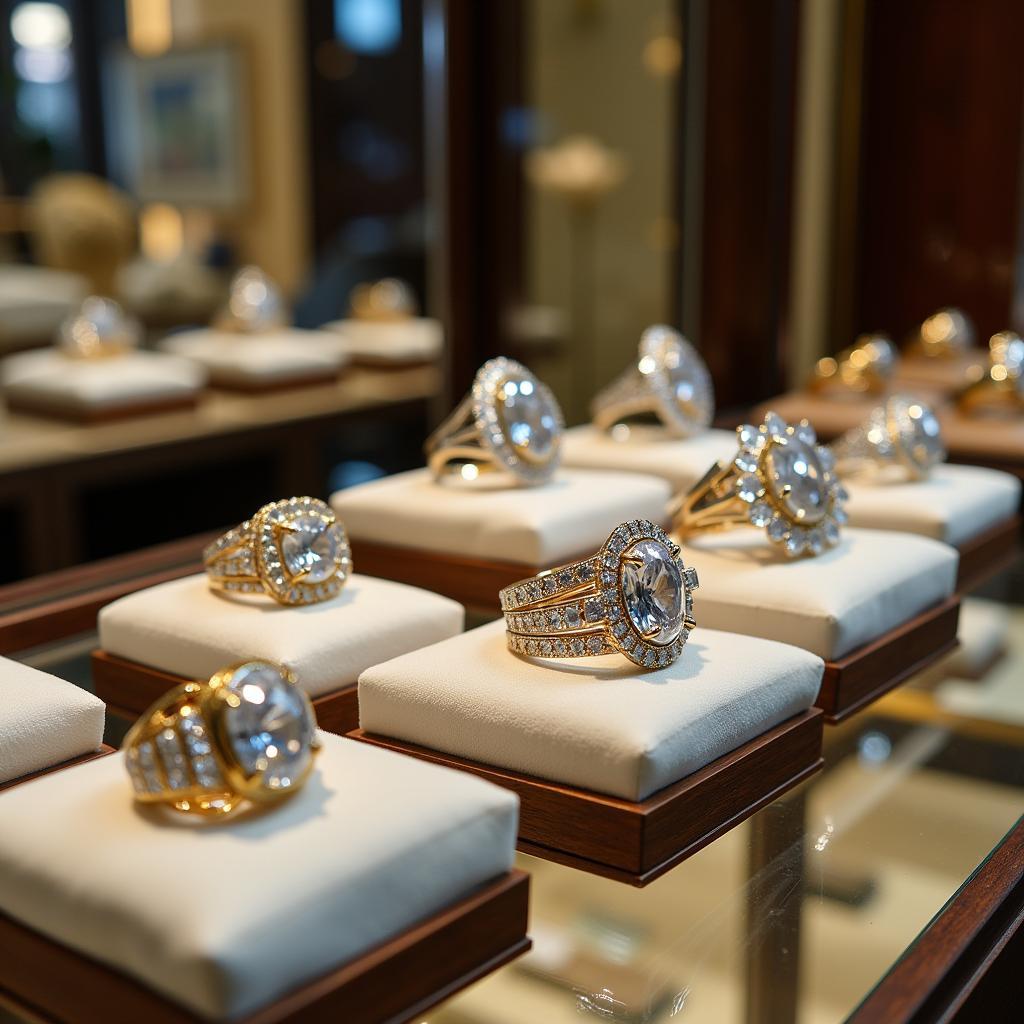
124 660 320 817
424 357 564 485
808 333 897 395
591 325 713 438
672 412 847 558
500 519 698 669
204 496 352 605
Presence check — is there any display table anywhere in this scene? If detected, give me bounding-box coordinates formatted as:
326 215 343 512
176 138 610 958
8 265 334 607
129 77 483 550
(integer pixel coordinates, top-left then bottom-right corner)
92 573 464 734
331 468 671 610
353 621 824 885
0 734 529 1023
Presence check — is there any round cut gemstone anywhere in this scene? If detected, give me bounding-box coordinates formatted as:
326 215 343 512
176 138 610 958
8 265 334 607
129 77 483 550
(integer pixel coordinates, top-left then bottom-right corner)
620 540 684 645
900 400 944 472
497 374 559 462
221 663 316 789
765 438 828 525
280 516 341 583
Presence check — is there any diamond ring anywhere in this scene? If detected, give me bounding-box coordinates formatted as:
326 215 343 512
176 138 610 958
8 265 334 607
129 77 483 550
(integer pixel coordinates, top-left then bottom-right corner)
424 357 564 485
350 277 417 321
809 333 897 395
213 265 287 333
831 396 945 481
591 325 714 438
672 412 848 558
124 660 320 817
204 496 352 605
957 331 1024 416
59 297 140 360
908 308 975 359
500 519 698 669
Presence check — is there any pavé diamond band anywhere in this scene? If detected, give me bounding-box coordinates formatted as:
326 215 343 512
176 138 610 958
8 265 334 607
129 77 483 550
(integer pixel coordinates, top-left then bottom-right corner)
424 357 564 485
124 660 320 817
672 412 848 558
204 496 352 606
591 325 714 438
500 519 698 669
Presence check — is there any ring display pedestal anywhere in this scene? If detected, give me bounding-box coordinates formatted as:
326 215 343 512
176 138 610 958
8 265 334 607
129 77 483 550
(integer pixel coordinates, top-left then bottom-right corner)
0 735 528 1024
93 573 463 733
331 468 671 611
353 622 825 885
322 317 444 367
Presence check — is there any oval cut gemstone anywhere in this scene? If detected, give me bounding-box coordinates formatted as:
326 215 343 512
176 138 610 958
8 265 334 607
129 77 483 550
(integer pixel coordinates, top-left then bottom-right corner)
902 401 944 471
280 515 341 583
498 374 559 462
620 539 684 645
221 663 316 790
765 438 828 524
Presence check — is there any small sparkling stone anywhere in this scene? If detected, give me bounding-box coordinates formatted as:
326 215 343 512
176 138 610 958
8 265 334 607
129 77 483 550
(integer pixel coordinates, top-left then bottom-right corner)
578 563 594 581
587 636 603 655
785 531 808 557
554 640 567 656
736 474 763 503
525 639 538 656
824 520 840 546
737 424 759 449
683 566 699 590
834 485 850 503
767 516 789 542
613 620 628 638
584 598 604 622
818 447 836 471
807 528 825 555
607 603 620 622
833 506 849 525
735 452 759 473
542 576 557 595
603 552 617 568
601 571 616 587
565 607 582 628
794 421 816 444
557 570 573 588
548 609 562 628
642 649 656 667
748 501 773 527
764 412 786 439
570 639 585 655
620 539 684 645
539 640 553 656
531 611 545 629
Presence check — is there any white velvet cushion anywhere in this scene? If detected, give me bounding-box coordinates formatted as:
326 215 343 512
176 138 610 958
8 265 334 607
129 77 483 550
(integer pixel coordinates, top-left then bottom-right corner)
331 468 671 565
99 573 464 698
159 328 347 385
0 657 105 785
681 527 958 660
842 464 1020 546
0 733 517 1020
2 349 205 411
359 620 823 802
560 424 737 492
753 392 887 438
322 318 443 364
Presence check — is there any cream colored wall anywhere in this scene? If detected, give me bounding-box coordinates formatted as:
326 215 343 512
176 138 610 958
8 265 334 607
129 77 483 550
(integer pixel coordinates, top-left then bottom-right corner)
169 0 311 295
525 0 677 422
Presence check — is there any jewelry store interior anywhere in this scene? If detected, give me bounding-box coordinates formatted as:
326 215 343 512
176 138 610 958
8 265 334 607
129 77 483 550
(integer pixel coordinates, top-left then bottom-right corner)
0 1 1022 1021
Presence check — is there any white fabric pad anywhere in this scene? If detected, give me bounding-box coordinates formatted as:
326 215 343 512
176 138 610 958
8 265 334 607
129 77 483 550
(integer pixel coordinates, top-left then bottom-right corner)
331 468 671 566
0 733 517 1020
159 328 347 386
99 573 464 698
0 657 105 785
359 620 823 802
681 527 958 660
560 424 737 493
842 464 1020 546
2 349 205 412
322 317 443 364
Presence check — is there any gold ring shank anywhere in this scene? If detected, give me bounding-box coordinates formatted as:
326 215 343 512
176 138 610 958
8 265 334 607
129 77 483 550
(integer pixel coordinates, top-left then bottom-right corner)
423 394 504 478
670 460 751 536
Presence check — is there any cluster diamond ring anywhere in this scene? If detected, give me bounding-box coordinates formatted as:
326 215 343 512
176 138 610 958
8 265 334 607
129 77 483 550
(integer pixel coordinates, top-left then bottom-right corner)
957 331 1024 416
672 412 848 558
500 520 698 669
204 496 352 605
908 308 975 359
831 395 945 481
591 325 714 438
124 660 320 817
424 357 564 485
809 333 897 395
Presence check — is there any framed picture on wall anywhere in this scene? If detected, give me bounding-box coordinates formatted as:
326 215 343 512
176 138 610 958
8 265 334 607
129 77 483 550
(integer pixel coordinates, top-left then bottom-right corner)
105 42 250 208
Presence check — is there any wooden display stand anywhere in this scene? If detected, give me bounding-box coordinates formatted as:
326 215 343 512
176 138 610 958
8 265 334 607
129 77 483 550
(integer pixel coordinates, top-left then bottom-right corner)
0 869 530 1024
351 708 824 887
91 652 359 736
815 596 960 723
5 394 199 424
956 515 1020 592
0 746 115 794
205 367 345 393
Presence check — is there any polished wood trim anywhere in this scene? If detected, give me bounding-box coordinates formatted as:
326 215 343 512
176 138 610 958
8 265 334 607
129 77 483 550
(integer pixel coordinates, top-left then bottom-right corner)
351 708 823 887
0 745 116 794
5 394 200 424
817 596 960 723
91 651 360 738
203 368 345 393
955 515 1020 594
0 870 530 1024
850 817 1024 1023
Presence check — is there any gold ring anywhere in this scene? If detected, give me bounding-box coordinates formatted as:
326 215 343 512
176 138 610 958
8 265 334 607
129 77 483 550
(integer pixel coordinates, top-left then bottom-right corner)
590 325 714 438
213 265 287 333
124 660 320 817
906 307 975 359
808 333 897 395
204 496 352 605
500 519 698 669
59 297 139 360
671 412 848 558
424 357 564 485
350 277 417 322
831 395 945 481
956 331 1024 416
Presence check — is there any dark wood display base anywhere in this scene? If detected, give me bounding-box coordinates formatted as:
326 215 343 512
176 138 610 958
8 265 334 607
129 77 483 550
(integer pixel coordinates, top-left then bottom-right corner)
91 651 359 736
0 869 530 1024
350 708 824 887
816 596 960 723
956 515 1020 593
207 367 344 392
6 393 199 424
0 745 115 794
